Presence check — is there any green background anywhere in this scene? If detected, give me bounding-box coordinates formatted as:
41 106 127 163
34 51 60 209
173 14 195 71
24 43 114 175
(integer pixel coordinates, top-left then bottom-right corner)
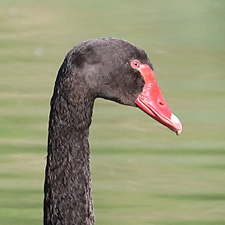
0 0 225 224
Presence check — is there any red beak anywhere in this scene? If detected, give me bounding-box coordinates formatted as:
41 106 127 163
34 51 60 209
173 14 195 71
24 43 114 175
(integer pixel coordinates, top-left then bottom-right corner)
135 64 182 135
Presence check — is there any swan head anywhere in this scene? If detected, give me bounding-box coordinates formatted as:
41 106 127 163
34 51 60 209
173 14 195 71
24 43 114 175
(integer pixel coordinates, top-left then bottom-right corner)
66 37 182 135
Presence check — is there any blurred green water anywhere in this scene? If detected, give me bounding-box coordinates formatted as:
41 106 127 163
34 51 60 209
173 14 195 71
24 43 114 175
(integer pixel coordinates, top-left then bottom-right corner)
0 0 225 224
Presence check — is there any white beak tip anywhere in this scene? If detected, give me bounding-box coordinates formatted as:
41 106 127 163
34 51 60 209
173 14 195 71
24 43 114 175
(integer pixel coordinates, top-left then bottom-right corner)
175 129 182 136
171 113 182 135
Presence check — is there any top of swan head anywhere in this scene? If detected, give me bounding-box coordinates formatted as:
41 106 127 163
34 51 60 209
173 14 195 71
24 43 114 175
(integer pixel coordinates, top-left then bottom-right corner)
61 37 150 106
56 37 182 134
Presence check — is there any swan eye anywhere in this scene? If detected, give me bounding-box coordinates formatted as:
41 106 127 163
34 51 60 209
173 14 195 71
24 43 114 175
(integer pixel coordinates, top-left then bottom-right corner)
131 60 140 69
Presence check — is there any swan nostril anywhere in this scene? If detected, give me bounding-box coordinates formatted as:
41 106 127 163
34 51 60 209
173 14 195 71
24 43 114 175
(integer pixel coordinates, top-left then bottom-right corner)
159 101 164 106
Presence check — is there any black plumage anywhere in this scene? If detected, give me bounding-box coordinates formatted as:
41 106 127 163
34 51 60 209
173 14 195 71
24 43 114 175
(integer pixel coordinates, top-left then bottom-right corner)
44 37 153 225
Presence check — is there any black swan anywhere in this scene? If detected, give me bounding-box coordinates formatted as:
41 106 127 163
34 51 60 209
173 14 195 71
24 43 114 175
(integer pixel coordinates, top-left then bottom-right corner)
44 37 182 225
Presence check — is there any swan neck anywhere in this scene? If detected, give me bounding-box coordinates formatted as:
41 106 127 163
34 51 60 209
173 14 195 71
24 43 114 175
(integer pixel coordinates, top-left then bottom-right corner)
44 95 95 225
